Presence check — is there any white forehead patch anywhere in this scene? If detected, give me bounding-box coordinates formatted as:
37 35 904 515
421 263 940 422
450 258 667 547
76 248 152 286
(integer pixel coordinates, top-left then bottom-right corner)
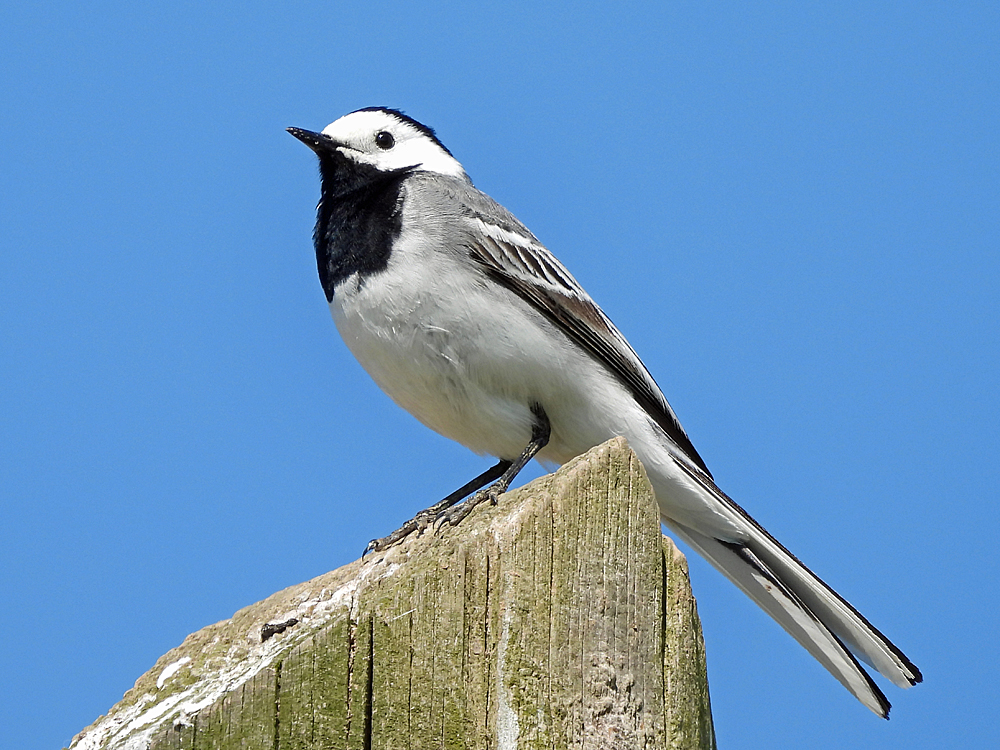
321 110 467 178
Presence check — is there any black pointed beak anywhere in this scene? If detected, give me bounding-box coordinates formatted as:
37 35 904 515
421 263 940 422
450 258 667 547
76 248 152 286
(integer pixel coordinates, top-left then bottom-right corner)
287 127 336 154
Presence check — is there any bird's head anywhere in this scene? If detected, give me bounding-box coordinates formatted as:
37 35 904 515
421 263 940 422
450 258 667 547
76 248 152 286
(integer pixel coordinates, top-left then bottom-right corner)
287 107 466 180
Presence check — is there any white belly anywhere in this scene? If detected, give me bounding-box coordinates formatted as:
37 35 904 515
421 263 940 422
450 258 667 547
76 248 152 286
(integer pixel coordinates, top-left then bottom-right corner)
329 259 639 464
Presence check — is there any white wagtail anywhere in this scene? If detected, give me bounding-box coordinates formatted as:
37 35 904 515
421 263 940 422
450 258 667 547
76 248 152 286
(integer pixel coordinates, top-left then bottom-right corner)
287 107 921 717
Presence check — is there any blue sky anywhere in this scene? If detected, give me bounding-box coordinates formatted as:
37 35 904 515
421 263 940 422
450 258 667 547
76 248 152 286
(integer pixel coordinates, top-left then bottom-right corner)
2 2 996 747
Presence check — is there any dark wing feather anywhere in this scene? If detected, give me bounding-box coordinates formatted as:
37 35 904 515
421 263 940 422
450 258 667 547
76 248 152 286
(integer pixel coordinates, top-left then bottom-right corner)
461 211 712 478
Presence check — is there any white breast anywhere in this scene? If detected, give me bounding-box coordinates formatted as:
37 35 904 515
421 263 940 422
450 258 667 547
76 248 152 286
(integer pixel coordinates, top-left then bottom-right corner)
328 227 642 464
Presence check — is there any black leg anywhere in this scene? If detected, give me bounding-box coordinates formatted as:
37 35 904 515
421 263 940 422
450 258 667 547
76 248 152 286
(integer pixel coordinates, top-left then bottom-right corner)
435 403 551 529
364 458 512 554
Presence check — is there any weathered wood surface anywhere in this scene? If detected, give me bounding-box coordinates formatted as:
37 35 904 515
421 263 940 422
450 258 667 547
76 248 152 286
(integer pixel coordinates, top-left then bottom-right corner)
70 437 715 750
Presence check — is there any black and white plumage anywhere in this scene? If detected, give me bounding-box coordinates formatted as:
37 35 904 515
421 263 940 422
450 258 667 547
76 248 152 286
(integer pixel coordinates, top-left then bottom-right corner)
287 107 921 717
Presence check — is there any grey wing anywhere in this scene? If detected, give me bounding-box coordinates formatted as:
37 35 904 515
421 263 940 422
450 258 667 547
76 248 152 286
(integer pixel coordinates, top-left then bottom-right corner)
456 189 712 478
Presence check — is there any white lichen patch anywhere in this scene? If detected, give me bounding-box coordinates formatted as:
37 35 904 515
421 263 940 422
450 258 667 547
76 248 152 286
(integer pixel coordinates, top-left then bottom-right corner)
495 587 520 750
70 554 405 750
155 657 191 689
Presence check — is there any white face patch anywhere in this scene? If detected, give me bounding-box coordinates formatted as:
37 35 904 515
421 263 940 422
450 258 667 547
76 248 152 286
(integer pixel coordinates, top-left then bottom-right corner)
321 110 467 178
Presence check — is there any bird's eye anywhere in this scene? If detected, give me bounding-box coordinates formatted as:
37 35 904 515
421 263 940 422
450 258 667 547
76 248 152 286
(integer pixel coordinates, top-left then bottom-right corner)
375 131 395 150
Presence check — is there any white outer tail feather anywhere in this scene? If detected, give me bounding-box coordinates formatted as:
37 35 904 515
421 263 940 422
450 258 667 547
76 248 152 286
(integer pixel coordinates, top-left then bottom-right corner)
665 521 891 716
659 457 921 718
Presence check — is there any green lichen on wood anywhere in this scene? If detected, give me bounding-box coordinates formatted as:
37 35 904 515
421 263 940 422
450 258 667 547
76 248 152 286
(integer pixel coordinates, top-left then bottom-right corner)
76 438 715 750
278 619 354 749
661 541 717 750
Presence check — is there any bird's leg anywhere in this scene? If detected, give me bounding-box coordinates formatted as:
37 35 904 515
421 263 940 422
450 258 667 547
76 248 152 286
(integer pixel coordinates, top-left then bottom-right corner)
436 403 551 529
364 459 511 554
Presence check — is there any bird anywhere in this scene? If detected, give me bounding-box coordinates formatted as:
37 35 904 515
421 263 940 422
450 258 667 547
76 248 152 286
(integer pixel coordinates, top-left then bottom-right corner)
287 106 921 718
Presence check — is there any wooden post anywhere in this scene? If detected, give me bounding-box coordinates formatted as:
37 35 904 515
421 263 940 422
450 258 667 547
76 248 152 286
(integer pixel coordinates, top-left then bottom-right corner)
70 437 716 750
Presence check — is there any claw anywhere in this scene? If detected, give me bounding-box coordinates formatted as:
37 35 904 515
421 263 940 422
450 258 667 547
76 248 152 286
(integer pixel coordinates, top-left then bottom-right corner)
435 485 504 530
360 413 549 553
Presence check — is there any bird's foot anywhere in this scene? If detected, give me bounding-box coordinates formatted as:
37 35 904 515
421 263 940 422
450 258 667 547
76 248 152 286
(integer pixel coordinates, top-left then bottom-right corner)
363 507 440 555
435 484 504 529
362 447 537 554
